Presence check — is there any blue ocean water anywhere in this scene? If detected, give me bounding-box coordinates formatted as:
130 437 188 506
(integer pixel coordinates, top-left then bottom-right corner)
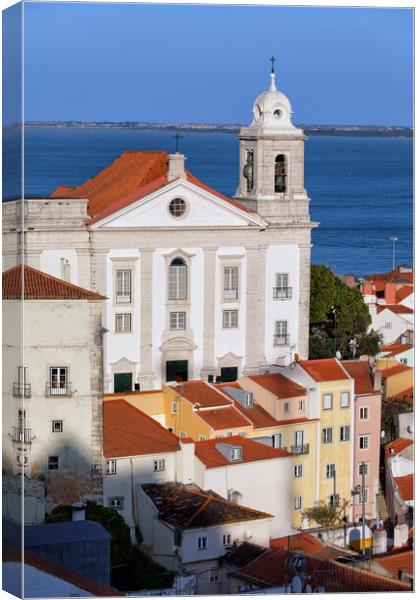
2 127 413 275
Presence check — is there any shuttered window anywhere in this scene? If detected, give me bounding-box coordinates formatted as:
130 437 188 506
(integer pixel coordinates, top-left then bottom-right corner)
116 270 131 303
223 267 239 300
169 258 187 300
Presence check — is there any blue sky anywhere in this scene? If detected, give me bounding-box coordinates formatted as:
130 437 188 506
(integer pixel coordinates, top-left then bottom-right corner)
18 2 414 126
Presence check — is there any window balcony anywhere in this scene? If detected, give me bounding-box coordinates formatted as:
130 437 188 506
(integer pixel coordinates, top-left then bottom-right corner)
12 427 33 444
273 334 290 346
290 443 310 455
46 382 72 396
13 383 31 398
273 287 292 300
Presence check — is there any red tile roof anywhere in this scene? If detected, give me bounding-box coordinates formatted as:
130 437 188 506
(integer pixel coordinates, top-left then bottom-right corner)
375 549 413 578
395 285 413 304
384 437 413 459
299 358 350 382
50 150 249 221
377 304 413 315
215 383 279 428
392 386 414 405
197 406 251 431
380 342 413 357
103 399 179 458
142 483 272 529
195 435 291 468
366 266 413 284
270 532 349 559
381 364 412 379
3 549 123 596
394 474 414 502
171 380 232 408
2 264 105 301
341 361 377 394
247 373 307 399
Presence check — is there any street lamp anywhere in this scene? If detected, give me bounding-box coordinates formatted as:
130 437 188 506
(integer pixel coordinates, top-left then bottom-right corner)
389 236 398 271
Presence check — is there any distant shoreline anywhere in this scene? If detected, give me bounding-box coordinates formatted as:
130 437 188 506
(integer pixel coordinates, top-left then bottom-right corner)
3 121 413 137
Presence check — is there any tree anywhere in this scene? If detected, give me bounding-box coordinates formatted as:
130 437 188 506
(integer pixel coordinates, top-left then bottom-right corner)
301 499 349 529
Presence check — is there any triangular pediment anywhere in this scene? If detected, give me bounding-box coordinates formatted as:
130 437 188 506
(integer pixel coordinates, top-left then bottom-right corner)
91 179 266 229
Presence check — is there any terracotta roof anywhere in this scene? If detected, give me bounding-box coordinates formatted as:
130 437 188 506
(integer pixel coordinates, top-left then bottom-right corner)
384 438 413 459
2 264 105 301
171 380 232 408
394 474 414 502
247 373 307 399
395 285 413 303
236 547 411 592
103 399 179 458
216 383 279 428
380 342 413 357
366 266 413 284
3 549 123 596
299 358 350 382
275 417 319 426
223 542 267 567
341 361 377 394
197 406 251 431
375 549 414 578
381 364 412 379
194 435 291 468
270 532 349 560
141 483 272 529
377 304 413 315
391 386 414 405
50 150 249 221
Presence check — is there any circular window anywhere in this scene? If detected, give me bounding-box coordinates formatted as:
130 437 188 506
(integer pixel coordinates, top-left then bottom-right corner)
169 198 187 218
274 109 283 119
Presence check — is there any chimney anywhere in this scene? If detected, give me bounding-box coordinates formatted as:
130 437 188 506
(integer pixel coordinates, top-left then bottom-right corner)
71 501 86 521
372 529 387 555
373 368 382 392
385 282 396 305
394 523 409 548
177 438 195 484
168 153 186 181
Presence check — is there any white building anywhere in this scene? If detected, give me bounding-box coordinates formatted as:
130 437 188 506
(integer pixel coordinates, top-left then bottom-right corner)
2 265 105 516
2 67 316 391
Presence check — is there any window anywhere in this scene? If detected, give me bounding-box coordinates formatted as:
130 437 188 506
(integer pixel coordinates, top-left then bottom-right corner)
340 391 350 408
223 309 238 328
340 425 350 442
231 447 242 461
49 367 68 395
272 433 282 449
385 322 392 330
273 273 291 299
276 273 289 289
108 497 124 510
322 427 333 444
170 311 186 330
401 358 408 365
171 402 179 414
294 496 302 510
209 569 220 584
274 154 286 193
223 266 239 300
106 460 116 475
359 435 369 450
115 313 131 333
298 400 305 411
284 402 290 413
326 464 336 479
244 392 253 407
52 420 63 433
153 459 165 472
358 488 368 504
197 536 207 550
199 435 206 441
169 258 187 300
329 494 340 508
116 269 131 303
360 407 369 420
169 198 187 218
168 427 174 433
180 431 187 439
294 464 303 478
323 393 333 410
48 456 59 471
227 432 233 437
274 321 288 345
359 463 369 476
222 533 231 547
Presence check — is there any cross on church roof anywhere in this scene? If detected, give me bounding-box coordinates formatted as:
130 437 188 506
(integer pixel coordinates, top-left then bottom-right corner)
270 56 276 73
172 133 183 153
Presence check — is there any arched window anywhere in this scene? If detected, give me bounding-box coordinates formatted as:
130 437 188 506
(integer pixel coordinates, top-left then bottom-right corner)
274 154 287 193
169 257 187 300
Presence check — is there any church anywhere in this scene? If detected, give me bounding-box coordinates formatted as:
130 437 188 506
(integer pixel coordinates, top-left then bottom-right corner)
3 66 316 392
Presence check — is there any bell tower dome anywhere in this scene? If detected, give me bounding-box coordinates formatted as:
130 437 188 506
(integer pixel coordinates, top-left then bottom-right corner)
235 60 310 224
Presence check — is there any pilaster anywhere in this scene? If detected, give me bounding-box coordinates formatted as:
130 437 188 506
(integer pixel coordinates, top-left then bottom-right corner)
200 247 218 380
138 248 156 389
298 240 312 359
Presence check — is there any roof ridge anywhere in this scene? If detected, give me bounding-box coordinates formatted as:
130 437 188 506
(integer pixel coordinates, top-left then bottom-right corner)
184 495 212 527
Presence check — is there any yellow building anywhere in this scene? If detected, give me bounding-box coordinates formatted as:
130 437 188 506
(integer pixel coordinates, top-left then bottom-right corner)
377 361 413 398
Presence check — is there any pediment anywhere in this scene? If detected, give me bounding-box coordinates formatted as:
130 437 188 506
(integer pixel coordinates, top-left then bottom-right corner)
91 179 266 229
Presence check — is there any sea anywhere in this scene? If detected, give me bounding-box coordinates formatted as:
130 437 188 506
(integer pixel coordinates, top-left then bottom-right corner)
2 127 413 276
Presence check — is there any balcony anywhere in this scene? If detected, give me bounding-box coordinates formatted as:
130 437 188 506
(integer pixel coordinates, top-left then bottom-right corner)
273 334 290 346
12 383 31 398
273 287 292 300
46 382 72 396
290 443 310 455
12 427 33 444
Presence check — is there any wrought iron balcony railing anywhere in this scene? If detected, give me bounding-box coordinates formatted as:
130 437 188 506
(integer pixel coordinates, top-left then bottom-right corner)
273 334 290 346
13 383 31 398
273 287 292 300
12 427 33 444
290 443 310 455
46 382 72 396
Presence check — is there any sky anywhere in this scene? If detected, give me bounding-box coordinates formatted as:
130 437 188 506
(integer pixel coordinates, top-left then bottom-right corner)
5 2 415 126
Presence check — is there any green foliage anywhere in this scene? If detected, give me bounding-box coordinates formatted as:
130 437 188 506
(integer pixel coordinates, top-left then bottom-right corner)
46 501 175 591
381 398 412 442
356 330 382 357
310 265 337 324
309 331 334 359
301 499 349 528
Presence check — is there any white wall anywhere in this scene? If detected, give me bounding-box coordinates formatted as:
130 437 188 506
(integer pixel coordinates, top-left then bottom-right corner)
3 562 94 598
40 249 78 284
371 309 413 345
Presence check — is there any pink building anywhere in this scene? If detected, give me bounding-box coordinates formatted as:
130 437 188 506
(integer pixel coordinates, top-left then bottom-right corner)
342 361 382 522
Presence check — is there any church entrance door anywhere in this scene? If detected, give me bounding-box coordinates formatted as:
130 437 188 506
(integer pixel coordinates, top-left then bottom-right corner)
220 367 238 382
114 372 133 393
166 360 188 383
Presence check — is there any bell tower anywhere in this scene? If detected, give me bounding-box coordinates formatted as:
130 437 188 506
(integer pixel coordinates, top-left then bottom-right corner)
235 61 310 225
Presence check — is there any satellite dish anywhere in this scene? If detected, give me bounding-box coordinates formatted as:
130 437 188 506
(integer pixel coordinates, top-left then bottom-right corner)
306 584 313 593
294 353 301 363
335 351 342 360
407 424 414 434
244 529 252 540
291 576 303 594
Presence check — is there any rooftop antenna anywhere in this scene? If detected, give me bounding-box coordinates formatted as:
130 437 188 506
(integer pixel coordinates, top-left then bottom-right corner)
172 133 183 154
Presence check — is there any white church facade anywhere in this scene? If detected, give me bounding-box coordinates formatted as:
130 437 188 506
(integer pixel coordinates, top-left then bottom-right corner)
3 68 316 392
